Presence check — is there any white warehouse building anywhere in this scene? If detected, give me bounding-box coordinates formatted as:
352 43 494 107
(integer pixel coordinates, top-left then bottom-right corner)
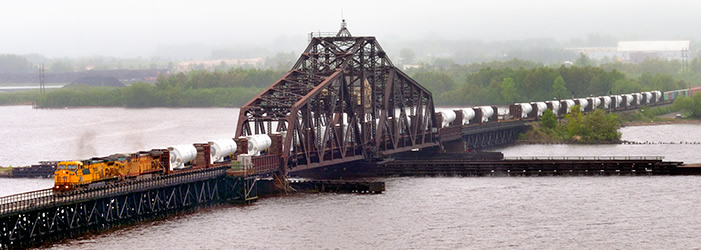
617 40 690 63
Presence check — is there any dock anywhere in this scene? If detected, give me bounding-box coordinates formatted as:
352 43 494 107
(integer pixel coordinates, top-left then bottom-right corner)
377 156 689 177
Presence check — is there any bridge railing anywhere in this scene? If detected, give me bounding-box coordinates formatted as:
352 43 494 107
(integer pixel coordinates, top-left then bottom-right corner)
0 166 228 216
503 156 665 161
0 188 54 215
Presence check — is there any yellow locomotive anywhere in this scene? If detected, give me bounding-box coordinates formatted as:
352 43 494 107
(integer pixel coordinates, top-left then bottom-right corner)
53 150 167 191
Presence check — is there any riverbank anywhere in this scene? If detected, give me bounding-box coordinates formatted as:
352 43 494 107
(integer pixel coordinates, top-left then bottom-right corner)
623 119 701 127
0 166 11 177
622 109 701 127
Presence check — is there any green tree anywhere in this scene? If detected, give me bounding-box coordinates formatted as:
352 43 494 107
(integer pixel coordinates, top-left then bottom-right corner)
574 53 592 67
500 77 518 102
649 74 679 91
540 108 557 129
691 57 701 73
123 82 159 107
565 105 586 139
612 79 641 94
673 95 701 118
411 71 456 99
552 75 569 99
562 105 620 142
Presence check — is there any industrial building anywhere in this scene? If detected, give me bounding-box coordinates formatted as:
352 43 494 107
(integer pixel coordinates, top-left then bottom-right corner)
566 40 690 64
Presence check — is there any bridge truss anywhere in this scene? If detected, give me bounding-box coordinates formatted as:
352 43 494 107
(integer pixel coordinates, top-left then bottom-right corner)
236 22 438 174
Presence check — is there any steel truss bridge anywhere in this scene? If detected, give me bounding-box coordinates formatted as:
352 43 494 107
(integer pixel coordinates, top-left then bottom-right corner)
236 22 524 175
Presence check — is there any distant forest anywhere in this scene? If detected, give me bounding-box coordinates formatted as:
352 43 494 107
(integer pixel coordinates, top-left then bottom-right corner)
407 57 701 106
34 69 285 107
1 58 700 108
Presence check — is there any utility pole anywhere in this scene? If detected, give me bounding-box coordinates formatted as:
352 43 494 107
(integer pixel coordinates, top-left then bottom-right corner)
39 64 45 95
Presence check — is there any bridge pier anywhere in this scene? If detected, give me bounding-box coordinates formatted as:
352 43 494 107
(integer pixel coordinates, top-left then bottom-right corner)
443 139 467 153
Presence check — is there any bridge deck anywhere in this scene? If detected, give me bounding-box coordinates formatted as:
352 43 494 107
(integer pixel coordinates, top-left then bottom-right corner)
378 156 688 176
0 166 228 217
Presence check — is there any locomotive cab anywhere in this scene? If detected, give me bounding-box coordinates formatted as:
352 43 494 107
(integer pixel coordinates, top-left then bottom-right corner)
53 161 84 191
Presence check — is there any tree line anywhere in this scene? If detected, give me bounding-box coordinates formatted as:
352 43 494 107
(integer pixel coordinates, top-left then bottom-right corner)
408 61 690 106
30 68 285 108
0 62 697 108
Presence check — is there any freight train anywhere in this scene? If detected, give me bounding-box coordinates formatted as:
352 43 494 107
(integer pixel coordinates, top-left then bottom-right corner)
53 134 281 191
54 87 700 191
435 88 700 127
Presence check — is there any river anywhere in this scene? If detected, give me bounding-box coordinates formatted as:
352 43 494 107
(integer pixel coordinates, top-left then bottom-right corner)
1 106 700 249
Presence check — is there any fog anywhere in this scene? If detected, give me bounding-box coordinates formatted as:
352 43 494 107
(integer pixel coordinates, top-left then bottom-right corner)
1 0 699 59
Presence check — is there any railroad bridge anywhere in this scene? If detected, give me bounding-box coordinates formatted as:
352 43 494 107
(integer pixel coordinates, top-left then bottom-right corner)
2 22 686 248
236 21 524 176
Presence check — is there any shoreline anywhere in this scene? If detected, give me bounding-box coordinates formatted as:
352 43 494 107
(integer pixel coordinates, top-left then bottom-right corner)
623 119 701 127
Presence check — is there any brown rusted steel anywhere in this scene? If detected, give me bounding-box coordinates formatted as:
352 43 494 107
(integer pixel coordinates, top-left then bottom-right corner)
236 22 438 174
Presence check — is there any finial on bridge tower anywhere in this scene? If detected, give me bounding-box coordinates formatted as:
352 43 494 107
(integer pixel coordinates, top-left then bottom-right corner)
337 19 352 37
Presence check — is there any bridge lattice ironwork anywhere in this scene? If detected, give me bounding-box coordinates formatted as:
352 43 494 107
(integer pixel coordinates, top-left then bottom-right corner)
236 22 438 173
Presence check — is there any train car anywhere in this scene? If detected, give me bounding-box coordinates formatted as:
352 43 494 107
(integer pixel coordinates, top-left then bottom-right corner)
691 87 701 96
53 139 239 192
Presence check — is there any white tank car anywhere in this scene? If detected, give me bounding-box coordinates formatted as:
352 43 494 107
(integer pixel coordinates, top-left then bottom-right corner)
547 101 561 114
462 109 475 125
634 93 642 104
247 134 272 156
479 106 494 122
564 100 576 113
439 111 456 128
643 92 652 103
532 102 547 117
168 144 197 170
613 95 623 108
591 98 602 109
576 98 589 111
517 103 532 118
601 96 611 109
208 139 237 163
624 94 634 106
653 90 662 102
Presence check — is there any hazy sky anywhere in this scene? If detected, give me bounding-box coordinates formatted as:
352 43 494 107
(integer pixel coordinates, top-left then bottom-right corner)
1 0 699 58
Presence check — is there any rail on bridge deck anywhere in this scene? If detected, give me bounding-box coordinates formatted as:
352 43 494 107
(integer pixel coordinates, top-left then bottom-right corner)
0 166 258 248
236 21 439 174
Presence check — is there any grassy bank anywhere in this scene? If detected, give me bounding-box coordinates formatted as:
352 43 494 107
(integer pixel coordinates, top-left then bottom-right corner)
0 90 41 105
0 85 264 108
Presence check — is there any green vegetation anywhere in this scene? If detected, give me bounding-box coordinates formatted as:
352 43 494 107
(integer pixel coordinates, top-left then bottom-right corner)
0 166 11 177
0 90 41 105
521 105 622 143
673 94 701 118
540 109 557 129
1 68 285 108
432 64 686 106
618 105 680 123
0 58 698 108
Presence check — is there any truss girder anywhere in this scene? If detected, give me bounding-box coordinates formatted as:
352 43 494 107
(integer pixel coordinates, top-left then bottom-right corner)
236 35 438 173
